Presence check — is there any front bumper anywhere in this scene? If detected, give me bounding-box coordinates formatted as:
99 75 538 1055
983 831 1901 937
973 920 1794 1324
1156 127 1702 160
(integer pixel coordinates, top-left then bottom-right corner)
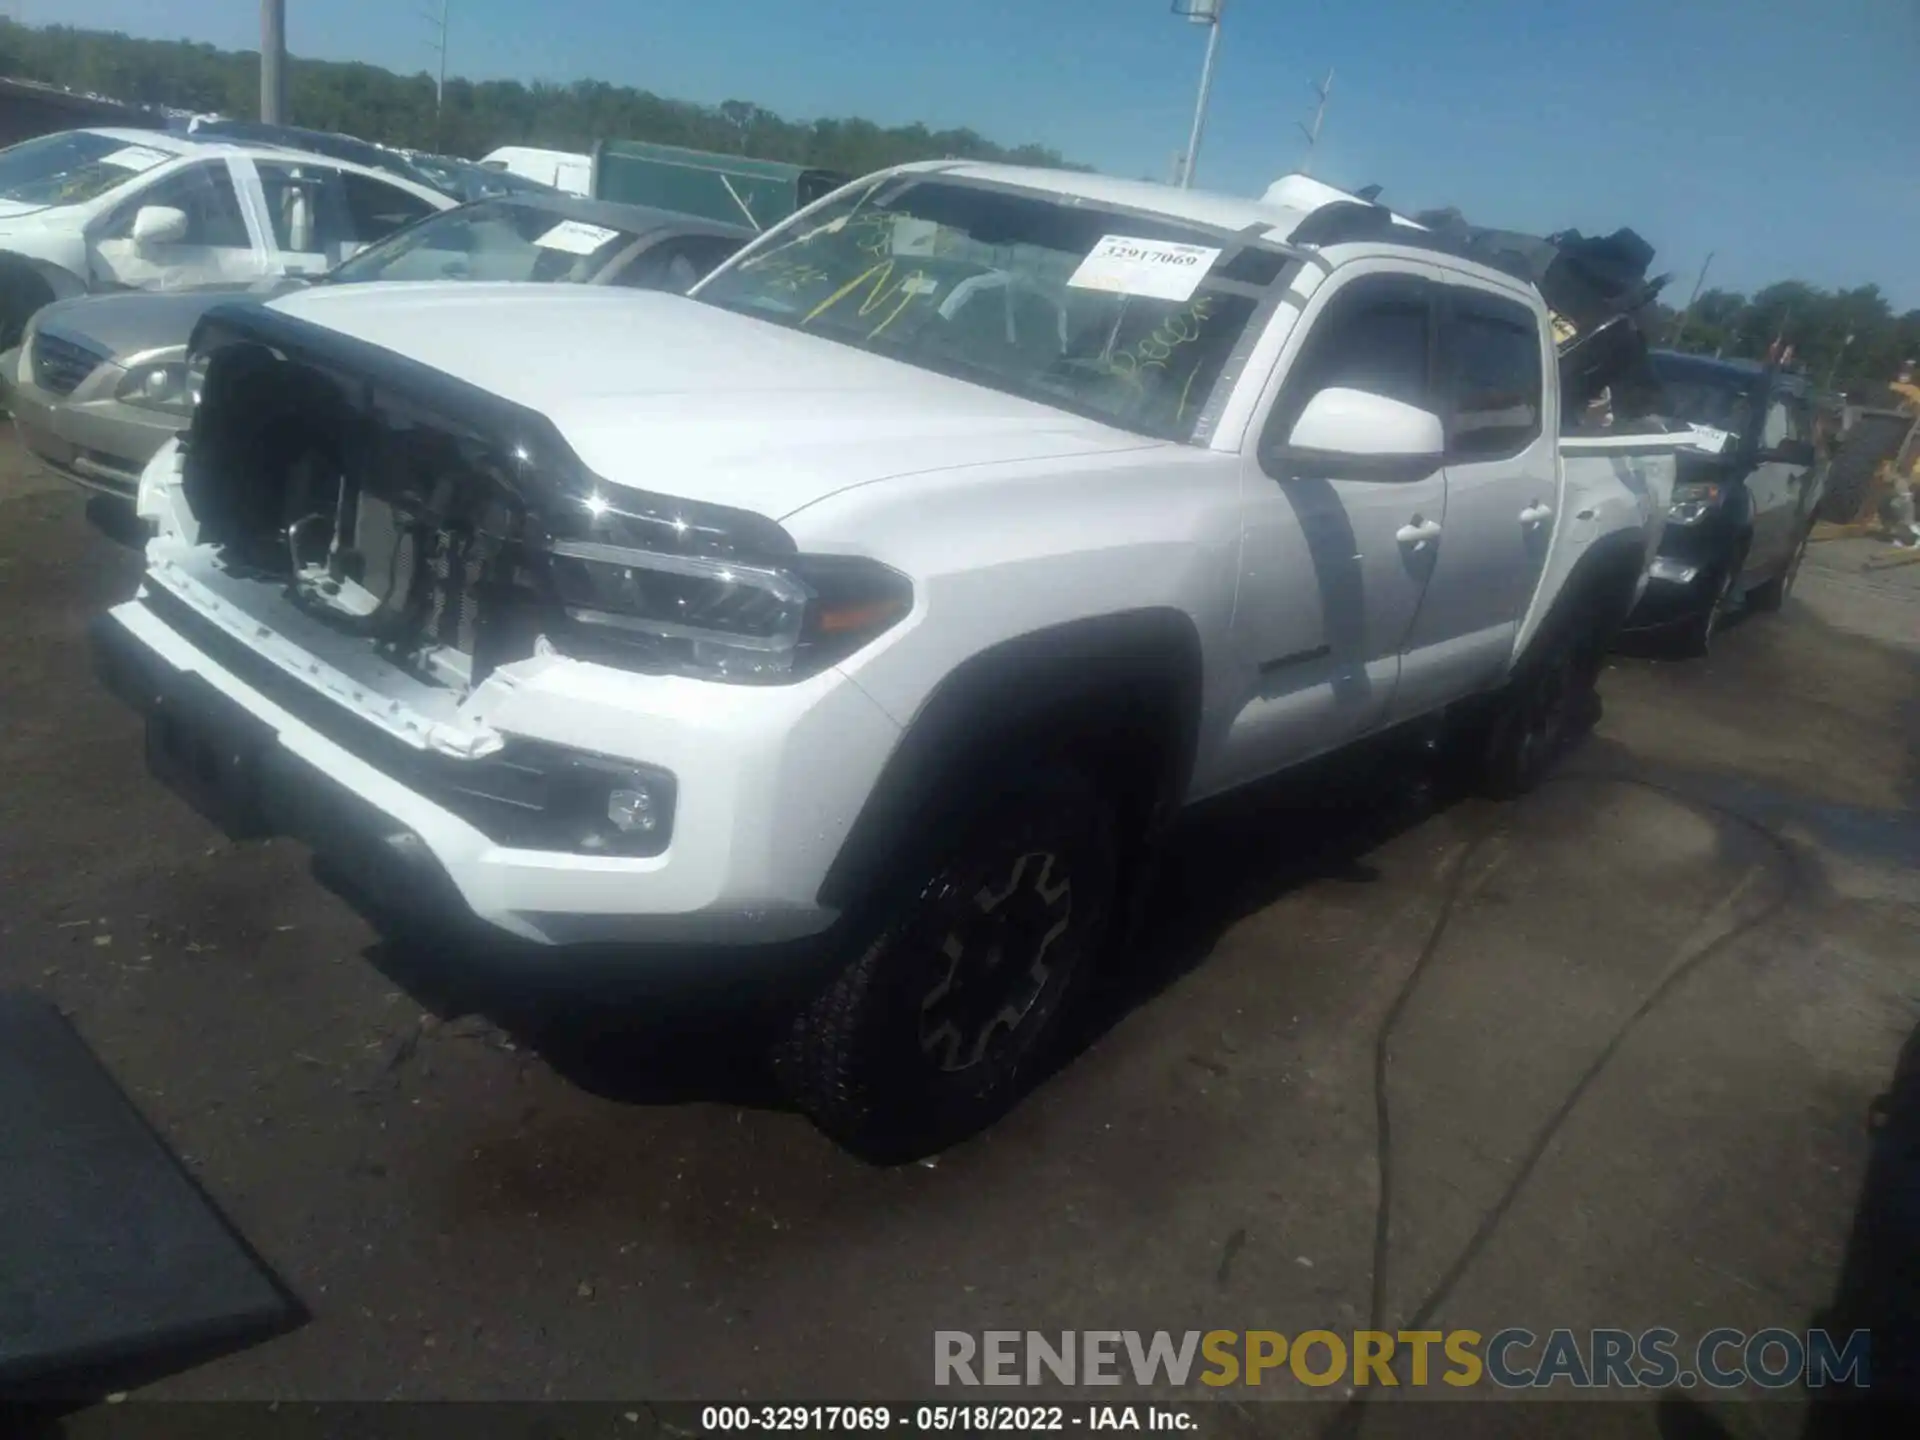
91 587 902 949
10 369 183 499
1622 518 1735 632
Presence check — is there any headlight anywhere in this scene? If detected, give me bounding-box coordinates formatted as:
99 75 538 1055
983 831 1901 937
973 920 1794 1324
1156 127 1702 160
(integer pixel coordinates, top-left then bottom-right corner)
1667 481 1724 526
545 539 912 683
115 359 200 416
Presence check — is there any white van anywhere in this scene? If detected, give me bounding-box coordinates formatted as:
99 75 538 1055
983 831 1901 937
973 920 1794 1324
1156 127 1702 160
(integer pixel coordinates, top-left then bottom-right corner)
477 146 591 196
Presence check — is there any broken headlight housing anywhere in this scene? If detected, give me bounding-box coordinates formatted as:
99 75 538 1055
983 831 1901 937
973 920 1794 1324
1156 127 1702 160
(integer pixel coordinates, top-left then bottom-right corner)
544 494 912 684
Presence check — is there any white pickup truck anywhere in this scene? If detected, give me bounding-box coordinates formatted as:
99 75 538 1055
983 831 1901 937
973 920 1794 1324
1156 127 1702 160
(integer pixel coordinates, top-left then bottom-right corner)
95 163 1688 1158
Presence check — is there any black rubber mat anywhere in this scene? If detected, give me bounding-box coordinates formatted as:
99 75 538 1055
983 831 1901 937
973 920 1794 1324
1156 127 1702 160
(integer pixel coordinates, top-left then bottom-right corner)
0 991 303 1399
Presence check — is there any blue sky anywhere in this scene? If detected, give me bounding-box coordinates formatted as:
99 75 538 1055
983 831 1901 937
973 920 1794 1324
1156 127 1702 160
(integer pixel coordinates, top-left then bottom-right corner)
29 0 1920 307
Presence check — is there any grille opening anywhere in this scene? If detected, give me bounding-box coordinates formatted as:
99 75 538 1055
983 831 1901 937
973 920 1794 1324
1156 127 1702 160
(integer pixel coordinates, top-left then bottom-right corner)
32 332 107 397
183 339 548 690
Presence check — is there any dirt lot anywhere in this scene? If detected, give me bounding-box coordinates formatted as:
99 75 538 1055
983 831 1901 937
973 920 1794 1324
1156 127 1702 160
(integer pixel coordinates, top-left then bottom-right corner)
2 435 1916 1435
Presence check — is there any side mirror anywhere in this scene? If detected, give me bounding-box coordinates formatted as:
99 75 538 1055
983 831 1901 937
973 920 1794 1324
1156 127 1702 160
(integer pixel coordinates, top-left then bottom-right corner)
1764 437 1815 467
1278 386 1445 478
131 205 189 248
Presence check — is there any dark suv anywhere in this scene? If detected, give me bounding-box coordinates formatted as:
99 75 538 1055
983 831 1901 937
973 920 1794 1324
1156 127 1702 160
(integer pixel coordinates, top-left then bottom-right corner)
1623 351 1821 653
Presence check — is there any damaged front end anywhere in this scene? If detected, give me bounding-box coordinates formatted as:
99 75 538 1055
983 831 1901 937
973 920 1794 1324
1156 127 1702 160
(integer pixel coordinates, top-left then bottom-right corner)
118 300 912 860
173 302 806 700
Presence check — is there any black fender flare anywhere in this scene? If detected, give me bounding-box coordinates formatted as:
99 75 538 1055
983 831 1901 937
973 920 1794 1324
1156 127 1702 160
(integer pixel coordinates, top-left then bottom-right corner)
1520 528 1649 674
816 609 1205 912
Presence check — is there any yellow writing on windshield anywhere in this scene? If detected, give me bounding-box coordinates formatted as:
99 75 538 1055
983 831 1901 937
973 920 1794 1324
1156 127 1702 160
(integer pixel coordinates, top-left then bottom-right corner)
1105 294 1216 420
802 257 935 340
747 257 831 293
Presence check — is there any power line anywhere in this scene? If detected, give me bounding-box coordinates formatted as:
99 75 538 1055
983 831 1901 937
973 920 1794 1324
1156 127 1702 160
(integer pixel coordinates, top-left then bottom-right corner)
1296 69 1333 177
423 0 449 146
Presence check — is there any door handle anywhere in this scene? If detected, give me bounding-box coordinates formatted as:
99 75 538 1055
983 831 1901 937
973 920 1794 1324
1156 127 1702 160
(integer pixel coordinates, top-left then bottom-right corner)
1395 518 1442 549
1519 502 1554 527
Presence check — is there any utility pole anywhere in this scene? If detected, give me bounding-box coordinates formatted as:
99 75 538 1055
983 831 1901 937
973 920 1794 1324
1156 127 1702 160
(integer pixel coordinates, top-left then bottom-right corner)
260 0 286 125
1176 1 1225 189
420 0 449 149
425 1 449 148
1668 250 1714 349
1297 69 1333 177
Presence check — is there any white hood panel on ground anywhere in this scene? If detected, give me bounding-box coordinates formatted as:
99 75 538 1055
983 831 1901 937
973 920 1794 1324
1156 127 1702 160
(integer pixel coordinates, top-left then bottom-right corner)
264 284 1160 519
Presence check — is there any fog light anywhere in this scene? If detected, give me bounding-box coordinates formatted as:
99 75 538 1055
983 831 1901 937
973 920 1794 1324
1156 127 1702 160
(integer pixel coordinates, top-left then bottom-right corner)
607 786 657 834
1648 556 1699 584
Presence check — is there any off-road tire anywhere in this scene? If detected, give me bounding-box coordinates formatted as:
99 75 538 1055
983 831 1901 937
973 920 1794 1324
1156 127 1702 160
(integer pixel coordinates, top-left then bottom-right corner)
774 763 1119 1162
1475 636 1584 799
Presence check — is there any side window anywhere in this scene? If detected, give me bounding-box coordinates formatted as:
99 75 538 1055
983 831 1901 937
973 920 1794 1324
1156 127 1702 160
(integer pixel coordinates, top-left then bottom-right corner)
336 172 437 244
1784 397 1813 445
1761 399 1791 450
609 235 743 292
102 162 250 247
1260 277 1433 466
254 161 330 252
1443 294 1543 461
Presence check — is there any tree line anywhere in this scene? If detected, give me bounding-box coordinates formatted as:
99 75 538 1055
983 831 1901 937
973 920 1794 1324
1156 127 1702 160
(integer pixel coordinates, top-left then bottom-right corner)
0 20 1080 180
1654 281 1919 401
2 20 1912 397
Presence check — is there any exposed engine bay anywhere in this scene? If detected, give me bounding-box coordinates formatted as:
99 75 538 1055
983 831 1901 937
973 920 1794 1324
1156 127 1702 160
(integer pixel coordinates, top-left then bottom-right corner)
181 309 551 694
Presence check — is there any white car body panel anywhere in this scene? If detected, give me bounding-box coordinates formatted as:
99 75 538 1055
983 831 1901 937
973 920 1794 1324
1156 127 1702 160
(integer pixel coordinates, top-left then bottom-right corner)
112 161 1689 949
263 284 1162 517
0 129 450 299
479 146 592 197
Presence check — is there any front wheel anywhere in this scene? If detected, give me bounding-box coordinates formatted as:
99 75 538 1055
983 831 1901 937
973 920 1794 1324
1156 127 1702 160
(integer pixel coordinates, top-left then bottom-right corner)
774 763 1119 1162
1474 640 1583 799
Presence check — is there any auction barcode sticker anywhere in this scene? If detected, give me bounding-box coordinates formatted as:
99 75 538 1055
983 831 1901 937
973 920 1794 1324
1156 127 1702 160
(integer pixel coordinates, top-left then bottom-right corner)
1068 235 1221 302
99 145 172 172
534 220 622 255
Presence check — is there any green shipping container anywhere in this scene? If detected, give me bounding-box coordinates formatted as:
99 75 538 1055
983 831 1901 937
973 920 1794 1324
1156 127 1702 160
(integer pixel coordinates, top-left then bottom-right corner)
590 140 849 231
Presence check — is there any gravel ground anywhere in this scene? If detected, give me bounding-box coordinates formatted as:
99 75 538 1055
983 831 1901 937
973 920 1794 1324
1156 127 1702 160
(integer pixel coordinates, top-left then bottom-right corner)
2 437 1916 1437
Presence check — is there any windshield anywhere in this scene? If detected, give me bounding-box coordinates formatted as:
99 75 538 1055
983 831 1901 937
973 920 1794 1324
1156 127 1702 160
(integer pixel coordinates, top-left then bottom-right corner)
693 177 1267 441
0 131 170 207
329 200 647 285
1652 358 1756 435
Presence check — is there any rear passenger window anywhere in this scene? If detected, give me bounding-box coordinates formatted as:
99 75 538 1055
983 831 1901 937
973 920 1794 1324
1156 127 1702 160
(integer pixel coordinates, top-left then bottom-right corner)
337 172 437 243
1761 400 1791 450
1784 397 1813 444
1446 299 1542 460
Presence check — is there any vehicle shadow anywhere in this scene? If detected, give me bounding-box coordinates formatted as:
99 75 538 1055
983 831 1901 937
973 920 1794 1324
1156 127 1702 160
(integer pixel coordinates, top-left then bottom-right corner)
1057 734 1463 1070
338 718 1479 1128
82 493 147 551
1800 1014 1920 1435
1646 1016 1920 1440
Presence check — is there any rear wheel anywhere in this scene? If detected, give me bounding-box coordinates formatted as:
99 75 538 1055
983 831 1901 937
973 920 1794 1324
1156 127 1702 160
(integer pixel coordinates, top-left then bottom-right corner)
1475 639 1581 799
774 763 1119 1162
